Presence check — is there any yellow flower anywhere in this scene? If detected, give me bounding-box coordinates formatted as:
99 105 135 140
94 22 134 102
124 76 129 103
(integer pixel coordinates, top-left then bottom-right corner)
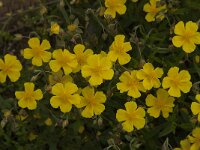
188 127 200 150
146 89 175 118
104 0 127 18
136 63 163 90
67 24 77 32
73 44 93 72
15 82 43 110
174 139 191 150
81 54 114 86
172 21 200 53
162 67 192 97
143 0 167 22
76 87 106 118
0 54 22 83
49 49 78 75
48 70 73 86
191 94 200 122
23 37 51 66
50 22 60 35
50 82 81 113
44 118 53 126
117 70 146 98
108 35 132 65
116 101 145 132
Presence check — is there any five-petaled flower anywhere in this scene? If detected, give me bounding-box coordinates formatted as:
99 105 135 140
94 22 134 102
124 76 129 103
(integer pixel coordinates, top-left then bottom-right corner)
188 127 200 150
15 82 43 110
50 82 81 113
117 70 146 98
108 35 132 65
76 87 106 118
23 37 51 66
73 44 93 72
191 94 200 122
104 0 127 18
146 88 175 118
116 101 145 132
81 54 114 86
172 21 200 53
162 67 192 97
0 54 22 83
49 49 78 75
143 0 167 22
137 63 163 90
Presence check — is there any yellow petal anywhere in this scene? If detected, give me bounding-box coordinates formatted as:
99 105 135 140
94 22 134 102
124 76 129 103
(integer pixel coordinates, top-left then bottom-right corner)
49 60 61 72
172 36 184 47
147 107 160 118
192 32 200 44
41 51 51 62
52 83 64 95
32 57 42 66
174 21 185 35
116 5 126 15
60 103 72 113
133 118 145 129
64 82 78 94
116 109 128 122
27 100 37 110
89 76 103 86
18 99 27 108
104 8 116 18
0 72 6 83
63 66 73 75
40 39 51 50
143 3 151 12
125 101 137 113
50 96 61 108
191 102 200 115
168 87 181 97
145 13 155 22
143 78 153 90
94 91 106 103
93 103 105 115
23 48 33 59
8 71 20 82
178 81 192 93
101 69 114 80
128 89 141 98
34 89 43 100
185 21 198 32
28 37 40 48
118 53 131 65
107 50 118 62
24 82 34 92
196 94 200 102
15 91 25 99
81 105 94 118
122 121 134 132
146 94 156 106
69 94 81 105
162 77 171 89
81 66 92 78
73 44 85 54
182 41 196 53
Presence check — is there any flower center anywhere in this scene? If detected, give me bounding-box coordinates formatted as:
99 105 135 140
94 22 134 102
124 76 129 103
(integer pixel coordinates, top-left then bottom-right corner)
2 64 12 74
32 47 43 57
